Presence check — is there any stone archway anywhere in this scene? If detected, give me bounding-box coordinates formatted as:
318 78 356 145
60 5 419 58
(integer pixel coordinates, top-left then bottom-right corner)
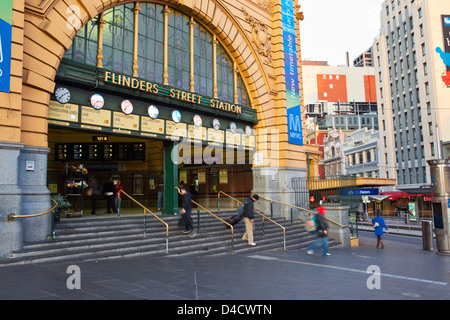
21 0 275 149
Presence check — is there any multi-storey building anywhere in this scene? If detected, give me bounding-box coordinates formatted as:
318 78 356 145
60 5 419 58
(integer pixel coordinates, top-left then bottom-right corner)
374 0 450 198
302 62 378 177
353 48 374 67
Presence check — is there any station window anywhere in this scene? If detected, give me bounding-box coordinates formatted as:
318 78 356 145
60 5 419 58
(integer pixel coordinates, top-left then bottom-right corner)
194 23 214 97
64 17 98 66
167 9 190 91
102 3 135 76
138 3 165 83
62 2 251 108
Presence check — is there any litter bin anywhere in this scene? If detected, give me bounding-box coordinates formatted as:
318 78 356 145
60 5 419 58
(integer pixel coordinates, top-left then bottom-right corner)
422 220 433 251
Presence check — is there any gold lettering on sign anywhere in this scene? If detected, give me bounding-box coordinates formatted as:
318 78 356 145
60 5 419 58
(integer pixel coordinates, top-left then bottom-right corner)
104 71 243 115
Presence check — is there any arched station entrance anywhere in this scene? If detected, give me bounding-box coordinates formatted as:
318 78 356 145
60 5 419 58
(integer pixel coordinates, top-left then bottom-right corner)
0 0 318 258
47 2 258 215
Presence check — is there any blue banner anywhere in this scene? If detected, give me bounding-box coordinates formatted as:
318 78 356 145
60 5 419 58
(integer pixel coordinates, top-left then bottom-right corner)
0 1 12 93
339 188 379 197
282 0 303 146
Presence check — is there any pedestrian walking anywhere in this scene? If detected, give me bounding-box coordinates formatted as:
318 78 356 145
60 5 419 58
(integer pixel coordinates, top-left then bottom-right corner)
180 187 196 237
156 173 164 211
104 175 117 214
241 194 259 246
90 176 101 216
372 212 389 249
306 206 331 256
115 179 124 216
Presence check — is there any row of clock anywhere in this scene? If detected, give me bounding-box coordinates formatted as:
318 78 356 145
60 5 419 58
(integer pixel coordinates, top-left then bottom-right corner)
54 87 254 135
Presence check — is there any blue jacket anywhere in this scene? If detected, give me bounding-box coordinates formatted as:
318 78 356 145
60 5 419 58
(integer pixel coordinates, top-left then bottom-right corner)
372 216 388 236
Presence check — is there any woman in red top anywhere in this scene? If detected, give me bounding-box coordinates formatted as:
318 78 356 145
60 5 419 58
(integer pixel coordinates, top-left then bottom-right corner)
115 180 124 216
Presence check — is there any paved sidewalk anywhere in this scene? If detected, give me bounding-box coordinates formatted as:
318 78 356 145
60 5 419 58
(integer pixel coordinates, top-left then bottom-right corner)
0 233 448 301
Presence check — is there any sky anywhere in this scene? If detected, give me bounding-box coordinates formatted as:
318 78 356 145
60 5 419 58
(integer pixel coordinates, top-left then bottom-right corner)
299 0 385 66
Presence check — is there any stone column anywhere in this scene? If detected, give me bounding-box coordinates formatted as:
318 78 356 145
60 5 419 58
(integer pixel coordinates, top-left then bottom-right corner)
18 146 51 242
0 142 24 259
252 166 308 220
325 205 351 248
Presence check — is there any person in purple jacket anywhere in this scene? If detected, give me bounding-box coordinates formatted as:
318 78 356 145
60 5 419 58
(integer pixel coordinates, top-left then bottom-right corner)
372 211 389 249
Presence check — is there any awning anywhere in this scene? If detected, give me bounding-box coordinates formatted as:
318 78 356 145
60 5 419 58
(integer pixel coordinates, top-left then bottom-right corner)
380 191 410 198
369 195 390 201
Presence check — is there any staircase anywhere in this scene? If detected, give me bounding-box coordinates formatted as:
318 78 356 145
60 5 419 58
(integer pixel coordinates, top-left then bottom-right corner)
0 211 340 267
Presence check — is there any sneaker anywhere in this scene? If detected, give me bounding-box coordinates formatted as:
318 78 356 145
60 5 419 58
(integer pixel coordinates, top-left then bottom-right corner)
306 250 314 255
323 253 331 256
249 242 256 246
189 230 197 238
183 230 190 234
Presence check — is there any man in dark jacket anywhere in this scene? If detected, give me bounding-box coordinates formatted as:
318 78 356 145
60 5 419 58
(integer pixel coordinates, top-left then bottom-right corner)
306 206 331 256
242 194 259 246
104 175 117 214
180 187 195 237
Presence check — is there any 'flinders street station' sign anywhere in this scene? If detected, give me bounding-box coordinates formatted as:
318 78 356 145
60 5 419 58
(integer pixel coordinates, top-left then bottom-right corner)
104 71 243 115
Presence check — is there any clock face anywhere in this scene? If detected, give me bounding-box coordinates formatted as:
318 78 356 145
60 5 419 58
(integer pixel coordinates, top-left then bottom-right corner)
121 100 133 114
229 122 237 133
148 105 159 119
172 110 181 123
213 118 221 131
55 87 71 104
90 94 104 110
193 115 202 127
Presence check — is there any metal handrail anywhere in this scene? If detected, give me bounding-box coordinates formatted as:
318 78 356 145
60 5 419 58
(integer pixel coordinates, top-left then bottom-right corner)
119 190 169 254
218 191 286 250
258 195 348 228
8 198 58 220
176 187 235 254
8 198 59 240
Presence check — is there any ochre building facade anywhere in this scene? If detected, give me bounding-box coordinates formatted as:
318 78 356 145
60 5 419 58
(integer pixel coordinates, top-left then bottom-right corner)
0 0 319 259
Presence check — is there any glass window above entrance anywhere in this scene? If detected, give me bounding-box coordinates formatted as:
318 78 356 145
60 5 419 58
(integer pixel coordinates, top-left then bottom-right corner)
63 2 250 109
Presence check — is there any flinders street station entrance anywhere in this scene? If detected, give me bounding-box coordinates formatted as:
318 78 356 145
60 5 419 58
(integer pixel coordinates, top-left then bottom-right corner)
47 2 258 215
0 0 315 259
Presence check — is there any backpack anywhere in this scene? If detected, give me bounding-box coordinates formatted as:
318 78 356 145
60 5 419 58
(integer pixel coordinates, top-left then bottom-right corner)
305 215 317 233
237 204 245 217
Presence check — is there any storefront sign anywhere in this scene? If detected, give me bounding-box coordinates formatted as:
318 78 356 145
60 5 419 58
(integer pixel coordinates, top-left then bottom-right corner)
81 106 111 127
198 169 206 184
49 101 79 122
340 188 379 196
0 0 13 93
104 71 242 114
282 0 303 146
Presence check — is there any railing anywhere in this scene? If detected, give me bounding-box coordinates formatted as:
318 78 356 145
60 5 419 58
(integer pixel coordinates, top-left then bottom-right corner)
8 198 59 240
357 211 431 236
218 191 286 251
119 190 169 254
176 187 235 254
258 196 348 229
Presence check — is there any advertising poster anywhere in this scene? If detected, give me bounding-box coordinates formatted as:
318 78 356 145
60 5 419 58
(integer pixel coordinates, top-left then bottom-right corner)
408 202 417 222
282 0 303 146
0 0 12 93
437 15 450 87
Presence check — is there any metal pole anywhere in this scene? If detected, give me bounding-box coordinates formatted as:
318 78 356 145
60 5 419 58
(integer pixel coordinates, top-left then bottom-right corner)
197 205 200 231
143 209 147 238
166 235 169 254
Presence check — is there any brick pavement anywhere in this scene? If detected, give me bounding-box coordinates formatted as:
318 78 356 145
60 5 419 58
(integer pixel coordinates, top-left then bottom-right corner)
0 233 448 303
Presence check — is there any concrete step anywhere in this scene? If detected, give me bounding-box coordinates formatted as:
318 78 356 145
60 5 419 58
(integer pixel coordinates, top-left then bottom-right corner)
0 211 340 266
